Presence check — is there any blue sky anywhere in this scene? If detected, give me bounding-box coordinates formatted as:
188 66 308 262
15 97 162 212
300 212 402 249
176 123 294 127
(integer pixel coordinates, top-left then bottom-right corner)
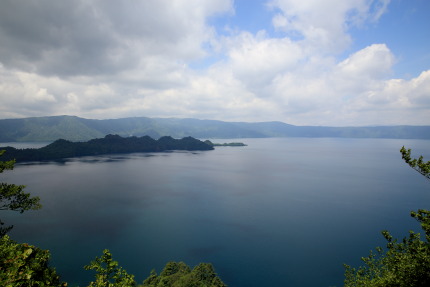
222 0 430 78
346 0 430 78
0 0 429 126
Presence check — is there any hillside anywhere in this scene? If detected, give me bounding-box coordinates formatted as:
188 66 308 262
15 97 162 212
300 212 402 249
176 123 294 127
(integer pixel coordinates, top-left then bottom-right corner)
0 134 214 162
0 115 429 142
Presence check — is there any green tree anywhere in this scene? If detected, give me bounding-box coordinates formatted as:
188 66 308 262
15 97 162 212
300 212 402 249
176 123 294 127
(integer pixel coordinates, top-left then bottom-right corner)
141 261 227 287
400 146 430 180
186 263 227 287
0 235 65 287
0 150 42 236
84 249 136 287
343 147 430 286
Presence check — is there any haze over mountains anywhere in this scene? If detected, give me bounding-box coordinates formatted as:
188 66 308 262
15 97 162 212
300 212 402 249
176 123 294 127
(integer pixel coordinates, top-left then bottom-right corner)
0 115 429 142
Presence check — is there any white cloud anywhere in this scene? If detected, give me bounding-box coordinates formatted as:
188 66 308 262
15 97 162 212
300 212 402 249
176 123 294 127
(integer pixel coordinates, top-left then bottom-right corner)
0 0 234 77
337 44 394 79
332 44 395 99
0 0 428 126
353 70 430 110
268 0 391 53
263 44 429 126
219 30 304 95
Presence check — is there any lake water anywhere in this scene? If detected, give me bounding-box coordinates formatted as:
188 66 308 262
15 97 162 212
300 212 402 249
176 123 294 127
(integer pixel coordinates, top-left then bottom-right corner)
2 138 430 287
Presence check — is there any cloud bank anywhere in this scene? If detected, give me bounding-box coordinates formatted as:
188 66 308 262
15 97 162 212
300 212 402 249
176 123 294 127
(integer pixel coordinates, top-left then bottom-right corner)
0 0 428 126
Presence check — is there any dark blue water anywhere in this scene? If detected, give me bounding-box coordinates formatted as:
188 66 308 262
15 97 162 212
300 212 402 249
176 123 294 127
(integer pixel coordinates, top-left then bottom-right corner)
2 138 430 287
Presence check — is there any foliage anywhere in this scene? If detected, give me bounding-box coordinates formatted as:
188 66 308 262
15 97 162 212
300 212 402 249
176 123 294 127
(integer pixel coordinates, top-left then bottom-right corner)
141 261 227 287
1 145 228 287
84 252 228 287
344 210 430 286
0 235 65 287
0 150 41 236
0 135 214 163
400 146 430 180
343 148 430 286
204 140 246 147
84 249 136 287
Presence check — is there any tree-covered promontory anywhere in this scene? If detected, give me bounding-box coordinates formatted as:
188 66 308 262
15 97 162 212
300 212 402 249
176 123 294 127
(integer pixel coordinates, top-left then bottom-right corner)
204 140 247 147
0 134 214 162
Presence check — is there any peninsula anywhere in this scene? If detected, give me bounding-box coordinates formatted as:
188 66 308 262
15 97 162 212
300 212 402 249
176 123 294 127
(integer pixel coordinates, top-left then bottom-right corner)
0 134 214 162
204 140 247 147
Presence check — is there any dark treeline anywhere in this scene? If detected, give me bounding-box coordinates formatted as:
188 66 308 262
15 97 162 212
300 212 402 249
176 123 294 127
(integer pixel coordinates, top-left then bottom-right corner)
204 140 247 147
0 134 214 162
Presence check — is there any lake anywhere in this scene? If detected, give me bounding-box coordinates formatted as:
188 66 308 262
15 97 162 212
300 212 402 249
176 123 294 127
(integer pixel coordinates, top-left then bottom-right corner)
2 138 430 287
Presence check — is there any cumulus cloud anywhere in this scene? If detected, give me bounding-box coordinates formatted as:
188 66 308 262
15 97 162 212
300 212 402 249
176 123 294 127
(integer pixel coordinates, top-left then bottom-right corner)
0 0 233 77
223 31 303 94
268 0 390 52
333 44 395 97
0 0 428 126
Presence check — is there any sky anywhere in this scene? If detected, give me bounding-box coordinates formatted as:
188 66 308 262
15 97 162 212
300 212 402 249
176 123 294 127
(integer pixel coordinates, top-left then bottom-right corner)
0 0 429 126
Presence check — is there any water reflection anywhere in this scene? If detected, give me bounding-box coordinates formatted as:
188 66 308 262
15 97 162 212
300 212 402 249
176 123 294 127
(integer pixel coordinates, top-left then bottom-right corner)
2 138 430 287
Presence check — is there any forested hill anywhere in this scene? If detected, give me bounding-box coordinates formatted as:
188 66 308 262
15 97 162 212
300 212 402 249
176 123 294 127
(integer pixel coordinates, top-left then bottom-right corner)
0 115 429 142
0 135 214 162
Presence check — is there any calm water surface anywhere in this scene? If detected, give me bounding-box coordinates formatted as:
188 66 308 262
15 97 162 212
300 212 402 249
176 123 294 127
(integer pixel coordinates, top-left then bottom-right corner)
2 138 430 287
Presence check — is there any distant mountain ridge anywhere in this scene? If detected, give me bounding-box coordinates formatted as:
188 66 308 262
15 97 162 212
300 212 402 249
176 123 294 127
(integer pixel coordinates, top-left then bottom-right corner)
0 115 429 142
